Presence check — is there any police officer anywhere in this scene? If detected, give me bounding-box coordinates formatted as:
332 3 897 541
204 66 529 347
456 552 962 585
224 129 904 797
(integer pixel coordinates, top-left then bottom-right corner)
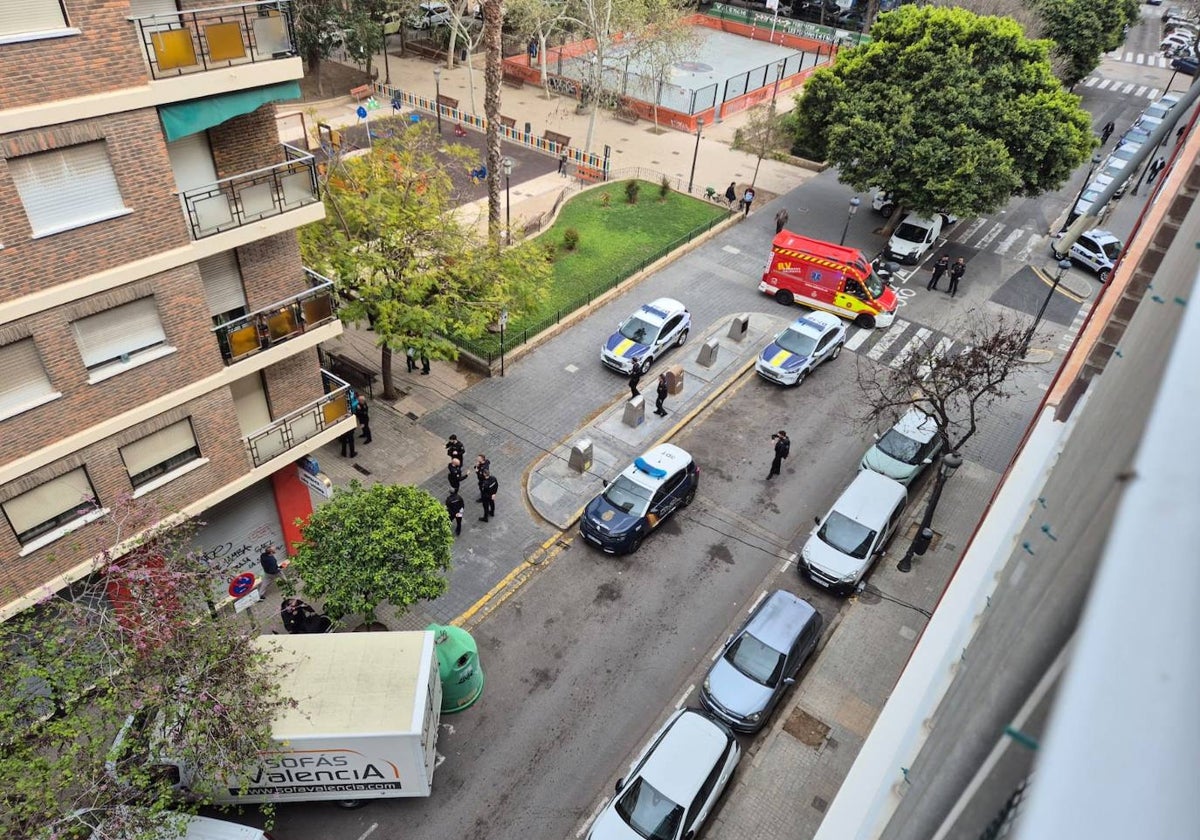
446 490 465 536
447 458 464 493
767 431 790 480
445 434 466 462
928 254 950 291
629 365 642 398
473 454 491 501
948 257 966 298
478 470 499 522
654 373 669 416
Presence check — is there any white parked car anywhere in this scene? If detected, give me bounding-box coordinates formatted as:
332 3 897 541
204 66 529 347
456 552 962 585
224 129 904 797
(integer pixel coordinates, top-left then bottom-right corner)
409 2 452 29
884 213 944 265
800 470 908 592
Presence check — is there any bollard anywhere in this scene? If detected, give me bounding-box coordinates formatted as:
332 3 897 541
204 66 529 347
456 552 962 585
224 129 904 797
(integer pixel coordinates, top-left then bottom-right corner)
697 338 720 367
728 315 749 342
912 527 934 556
622 395 645 427
666 364 685 395
569 439 593 473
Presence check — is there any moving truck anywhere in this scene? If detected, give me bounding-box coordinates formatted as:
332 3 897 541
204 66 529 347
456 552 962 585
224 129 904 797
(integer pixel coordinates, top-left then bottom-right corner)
759 231 899 329
112 631 442 808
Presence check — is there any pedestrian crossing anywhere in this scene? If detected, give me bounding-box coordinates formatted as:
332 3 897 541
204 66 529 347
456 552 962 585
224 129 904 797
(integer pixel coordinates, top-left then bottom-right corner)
883 221 1050 277
1080 76 1162 99
844 317 971 376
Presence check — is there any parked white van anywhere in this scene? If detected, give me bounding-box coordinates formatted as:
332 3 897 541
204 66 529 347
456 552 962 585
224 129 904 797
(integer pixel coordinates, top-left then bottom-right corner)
800 470 907 592
884 212 943 265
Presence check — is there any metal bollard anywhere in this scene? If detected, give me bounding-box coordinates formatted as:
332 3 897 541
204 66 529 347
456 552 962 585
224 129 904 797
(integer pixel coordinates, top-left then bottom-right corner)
697 338 720 367
728 315 749 342
623 395 645 427
569 439 593 473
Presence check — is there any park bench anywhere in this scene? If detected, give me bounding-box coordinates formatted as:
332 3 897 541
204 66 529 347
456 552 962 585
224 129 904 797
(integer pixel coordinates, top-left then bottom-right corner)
576 165 605 183
325 351 379 398
499 115 517 130
543 130 571 151
350 83 373 102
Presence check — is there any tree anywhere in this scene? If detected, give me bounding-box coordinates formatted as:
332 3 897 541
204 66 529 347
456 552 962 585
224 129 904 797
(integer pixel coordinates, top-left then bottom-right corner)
786 5 1095 223
1034 0 1140 87
298 126 551 398
638 3 701 133
0 497 289 840
855 313 1032 454
289 482 453 627
736 92 788 188
294 0 347 96
484 0 504 241
506 0 571 89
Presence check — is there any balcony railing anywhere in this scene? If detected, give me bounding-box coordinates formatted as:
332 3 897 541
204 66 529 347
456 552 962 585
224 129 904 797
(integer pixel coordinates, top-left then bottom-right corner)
214 271 339 364
131 0 297 80
245 370 352 467
182 144 318 239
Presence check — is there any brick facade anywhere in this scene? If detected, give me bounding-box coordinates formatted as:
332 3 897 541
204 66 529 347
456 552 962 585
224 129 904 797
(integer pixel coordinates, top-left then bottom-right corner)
209 106 285 181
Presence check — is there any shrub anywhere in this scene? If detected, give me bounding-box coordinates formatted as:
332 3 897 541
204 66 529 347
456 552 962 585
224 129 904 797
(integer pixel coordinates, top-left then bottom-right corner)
563 227 580 250
625 180 640 204
659 176 671 198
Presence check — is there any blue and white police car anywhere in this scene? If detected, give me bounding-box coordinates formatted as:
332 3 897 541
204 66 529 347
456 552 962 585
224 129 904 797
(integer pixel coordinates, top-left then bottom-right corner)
755 311 847 386
580 444 699 554
601 298 691 374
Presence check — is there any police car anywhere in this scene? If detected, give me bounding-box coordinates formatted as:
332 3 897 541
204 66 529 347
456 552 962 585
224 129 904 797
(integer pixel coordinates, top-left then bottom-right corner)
580 444 699 554
601 298 691 374
755 311 847 386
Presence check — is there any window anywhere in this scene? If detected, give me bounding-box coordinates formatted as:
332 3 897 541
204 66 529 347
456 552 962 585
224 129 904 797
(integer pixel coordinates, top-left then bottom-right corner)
3 468 98 546
120 419 202 489
8 142 128 237
0 338 59 419
72 298 169 374
198 252 248 324
0 1 69 39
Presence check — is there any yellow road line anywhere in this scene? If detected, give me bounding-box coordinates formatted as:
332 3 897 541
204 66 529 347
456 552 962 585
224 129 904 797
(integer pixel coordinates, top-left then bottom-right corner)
1030 265 1085 303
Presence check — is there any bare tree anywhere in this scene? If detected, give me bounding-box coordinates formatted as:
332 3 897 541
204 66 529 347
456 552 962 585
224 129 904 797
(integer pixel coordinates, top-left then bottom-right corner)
855 312 1033 454
638 5 700 133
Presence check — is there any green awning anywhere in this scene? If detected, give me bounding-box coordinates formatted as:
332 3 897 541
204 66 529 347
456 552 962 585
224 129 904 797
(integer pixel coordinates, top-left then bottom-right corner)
159 81 302 142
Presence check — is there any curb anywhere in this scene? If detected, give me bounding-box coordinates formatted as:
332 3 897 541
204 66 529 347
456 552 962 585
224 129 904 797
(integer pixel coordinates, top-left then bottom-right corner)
1029 263 1091 301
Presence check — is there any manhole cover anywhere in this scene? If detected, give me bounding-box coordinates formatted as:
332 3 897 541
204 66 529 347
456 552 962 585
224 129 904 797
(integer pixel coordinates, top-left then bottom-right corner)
783 707 830 747
353 464 372 475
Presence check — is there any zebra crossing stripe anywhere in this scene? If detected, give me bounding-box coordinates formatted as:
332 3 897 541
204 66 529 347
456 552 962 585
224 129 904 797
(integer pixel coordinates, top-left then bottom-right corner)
1014 233 1043 264
1122 83 1136 94
845 327 873 352
1124 51 1135 62
866 319 910 360
975 222 1005 249
1135 85 1148 97
1150 88 1161 99
994 228 1025 256
1097 79 1113 90
1085 77 1099 87
917 337 954 380
1135 53 1145 64
890 328 932 369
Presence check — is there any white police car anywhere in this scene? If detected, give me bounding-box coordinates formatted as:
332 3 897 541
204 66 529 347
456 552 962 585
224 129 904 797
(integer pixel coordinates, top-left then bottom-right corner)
755 311 847 386
580 444 699 554
601 298 691 374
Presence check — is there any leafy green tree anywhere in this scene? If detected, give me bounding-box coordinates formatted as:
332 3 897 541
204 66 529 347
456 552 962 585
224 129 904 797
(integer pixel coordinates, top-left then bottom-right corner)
293 0 346 96
299 125 550 397
0 498 289 839
506 0 571 88
290 482 454 627
1035 0 1139 87
787 5 1094 221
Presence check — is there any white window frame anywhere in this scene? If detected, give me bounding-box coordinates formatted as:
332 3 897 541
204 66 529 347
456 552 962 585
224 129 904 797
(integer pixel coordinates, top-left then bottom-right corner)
0 0 79 44
8 141 131 238
71 298 176 383
0 338 61 421
2 467 108 555
119 418 204 491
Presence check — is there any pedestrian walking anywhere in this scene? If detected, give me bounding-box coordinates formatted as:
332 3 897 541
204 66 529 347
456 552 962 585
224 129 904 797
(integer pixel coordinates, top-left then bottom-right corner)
558 152 568 175
420 355 431 375
338 428 357 457
775 208 789 234
406 347 417 373
742 187 756 217
447 458 464 493
1100 120 1115 145
628 365 642 398
654 373 669 416
355 399 372 444
724 181 738 208
446 490 465 535
473 454 491 501
478 470 498 522
767 431 790 480
259 543 281 576
445 434 466 462
1148 156 1166 183
928 254 950 291
948 257 965 298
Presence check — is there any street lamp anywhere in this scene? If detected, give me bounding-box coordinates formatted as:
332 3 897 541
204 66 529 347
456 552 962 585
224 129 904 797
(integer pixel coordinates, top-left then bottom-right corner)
687 117 704 194
897 450 964 574
839 196 860 246
503 157 513 244
433 66 443 134
770 60 785 105
1063 153 1102 231
1021 258 1074 357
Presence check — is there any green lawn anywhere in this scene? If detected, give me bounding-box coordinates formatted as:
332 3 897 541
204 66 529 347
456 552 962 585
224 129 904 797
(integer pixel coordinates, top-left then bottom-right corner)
460 181 729 357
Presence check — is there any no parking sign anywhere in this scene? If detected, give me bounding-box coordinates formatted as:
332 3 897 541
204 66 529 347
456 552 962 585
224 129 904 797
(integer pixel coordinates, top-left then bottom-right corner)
229 572 257 598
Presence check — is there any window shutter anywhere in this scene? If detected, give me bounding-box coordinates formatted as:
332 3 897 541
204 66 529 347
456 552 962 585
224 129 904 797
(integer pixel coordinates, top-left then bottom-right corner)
120 419 198 476
72 298 167 369
3 468 94 535
0 339 54 412
198 252 248 318
8 143 126 236
0 1 67 36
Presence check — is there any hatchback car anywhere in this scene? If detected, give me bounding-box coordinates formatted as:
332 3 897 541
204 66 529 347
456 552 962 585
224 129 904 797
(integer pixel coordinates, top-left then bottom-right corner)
800 470 907 592
755 311 847 386
860 409 943 485
601 298 691 374
1171 55 1199 74
409 2 452 29
885 213 943 264
700 590 823 733
1052 229 1123 283
1072 173 1114 221
580 444 698 554
587 709 740 840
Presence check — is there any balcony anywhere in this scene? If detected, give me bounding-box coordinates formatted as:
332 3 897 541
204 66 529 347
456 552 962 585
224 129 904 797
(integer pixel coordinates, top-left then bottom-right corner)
131 0 297 80
182 144 318 239
245 370 352 468
214 271 339 364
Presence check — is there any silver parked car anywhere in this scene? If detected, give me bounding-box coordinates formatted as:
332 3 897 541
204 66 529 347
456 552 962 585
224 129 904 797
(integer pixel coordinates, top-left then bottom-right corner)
700 590 822 733
860 409 943 486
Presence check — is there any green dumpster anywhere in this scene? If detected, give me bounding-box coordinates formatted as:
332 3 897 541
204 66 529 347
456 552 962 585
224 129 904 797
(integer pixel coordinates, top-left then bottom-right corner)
426 623 484 712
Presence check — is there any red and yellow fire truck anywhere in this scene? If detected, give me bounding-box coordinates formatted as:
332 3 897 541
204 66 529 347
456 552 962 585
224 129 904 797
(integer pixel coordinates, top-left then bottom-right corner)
758 232 898 329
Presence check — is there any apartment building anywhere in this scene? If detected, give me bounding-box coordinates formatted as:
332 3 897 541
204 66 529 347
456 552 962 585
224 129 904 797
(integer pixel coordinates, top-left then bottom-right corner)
0 0 354 618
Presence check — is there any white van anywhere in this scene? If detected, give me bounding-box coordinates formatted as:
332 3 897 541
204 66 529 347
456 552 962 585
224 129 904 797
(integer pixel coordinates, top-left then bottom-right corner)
409 2 452 29
884 212 943 264
800 470 907 592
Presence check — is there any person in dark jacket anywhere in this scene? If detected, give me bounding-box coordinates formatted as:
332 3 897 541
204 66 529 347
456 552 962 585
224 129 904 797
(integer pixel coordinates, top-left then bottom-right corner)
478 470 499 521
629 365 642 398
259 543 280 576
1100 120 1115 145
654 373 669 416
355 400 371 444
281 598 330 633
948 257 966 298
446 490 465 535
928 254 950 291
445 434 466 462
767 431 790 480
474 454 491 501
724 181 738 208
448 458 464 493
339 428 357 458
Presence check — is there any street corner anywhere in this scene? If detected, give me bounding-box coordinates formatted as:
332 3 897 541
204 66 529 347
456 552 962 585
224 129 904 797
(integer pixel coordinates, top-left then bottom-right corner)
990 264 1086 327
526 439 617 530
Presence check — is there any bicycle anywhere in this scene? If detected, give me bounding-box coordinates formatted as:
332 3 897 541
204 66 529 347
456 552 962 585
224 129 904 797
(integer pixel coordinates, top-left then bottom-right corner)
704 186 735 208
